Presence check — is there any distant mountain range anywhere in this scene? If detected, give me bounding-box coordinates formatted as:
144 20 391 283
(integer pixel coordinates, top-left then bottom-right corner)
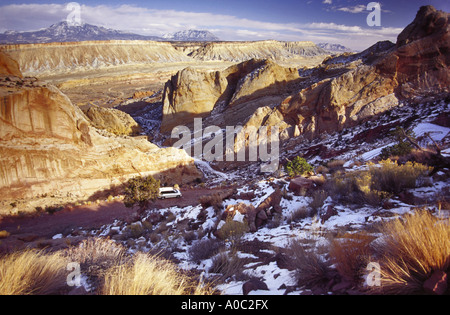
0 21 221 44
317 43 354 53
163 29 220 42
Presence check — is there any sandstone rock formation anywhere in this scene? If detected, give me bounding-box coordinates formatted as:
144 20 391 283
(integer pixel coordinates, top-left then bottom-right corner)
1 40 326 78
0 51 22 77
0 61 201 205
395 5 450 99
161 59 301 132
275 5 449 139
84 105 141 136
1 40 192 77
189 40 326 62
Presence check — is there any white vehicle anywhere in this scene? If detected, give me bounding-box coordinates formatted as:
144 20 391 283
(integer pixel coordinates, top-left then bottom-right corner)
158 187 182 199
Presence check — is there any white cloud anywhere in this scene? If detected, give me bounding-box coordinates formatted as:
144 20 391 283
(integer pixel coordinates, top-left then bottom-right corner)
337 5 367 14
323 0 333 4
0 3 403 51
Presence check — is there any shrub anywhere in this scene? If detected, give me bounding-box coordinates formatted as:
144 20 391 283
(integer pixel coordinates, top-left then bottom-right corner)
286 239 331 288
216 216 249 243
326 159 431 206
379 127 416 160
309 190 328 213
208 249 248 281
189 238 225 263
371 210 450 294
199 193 224 212
326 170 390 206
285 156 313 177
368 159 432 194
0 230 10 239
123 176 160 211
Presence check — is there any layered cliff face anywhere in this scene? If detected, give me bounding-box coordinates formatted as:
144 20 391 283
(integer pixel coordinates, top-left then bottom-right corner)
161 59 301 132
0 61 201 203
188 40 326 61
0 51 22 77
2 40 192 77
1 40 326 78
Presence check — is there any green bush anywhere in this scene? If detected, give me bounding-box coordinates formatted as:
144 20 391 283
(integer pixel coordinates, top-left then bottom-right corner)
123 176 160 211
379 127 415 160
285 156 313 177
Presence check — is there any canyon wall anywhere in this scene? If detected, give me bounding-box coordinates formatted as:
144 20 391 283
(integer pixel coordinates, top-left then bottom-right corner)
0 52 201 202
1 40 326 77
1 40 192 77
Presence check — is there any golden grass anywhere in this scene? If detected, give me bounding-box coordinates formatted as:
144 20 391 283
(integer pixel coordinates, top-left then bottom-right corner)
372 210 450 294
330 232 375 282
0 249 69 295
101 252 213 295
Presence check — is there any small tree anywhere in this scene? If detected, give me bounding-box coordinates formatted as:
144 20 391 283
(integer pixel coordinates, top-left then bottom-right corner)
285 156 313 177
124 176 160 214
380 127 415 160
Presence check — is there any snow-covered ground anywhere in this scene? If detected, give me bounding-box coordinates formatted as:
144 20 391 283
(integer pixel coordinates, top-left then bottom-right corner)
64 99 449 295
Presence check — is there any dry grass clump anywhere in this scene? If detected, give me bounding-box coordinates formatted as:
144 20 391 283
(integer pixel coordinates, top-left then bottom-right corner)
329 232 375 282
286 239 331 288
371 210 450 294
208 249 248 282
101 252 213 295
0 249 69 295
68 238 214 295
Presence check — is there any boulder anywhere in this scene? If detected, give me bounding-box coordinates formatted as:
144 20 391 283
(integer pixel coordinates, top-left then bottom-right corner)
321 205 338 224
242 279 269 295
288 177 314 195
84 105 141 136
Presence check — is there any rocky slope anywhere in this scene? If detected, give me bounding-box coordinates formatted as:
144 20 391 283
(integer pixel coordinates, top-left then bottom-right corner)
0 52 201 207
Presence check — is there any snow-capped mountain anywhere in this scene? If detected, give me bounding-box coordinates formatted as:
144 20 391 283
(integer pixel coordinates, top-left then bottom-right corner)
317 42 354 53
0 21 163 44
163 29 220 42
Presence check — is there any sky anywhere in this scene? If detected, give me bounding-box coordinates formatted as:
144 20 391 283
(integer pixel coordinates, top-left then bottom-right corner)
0 0 448 50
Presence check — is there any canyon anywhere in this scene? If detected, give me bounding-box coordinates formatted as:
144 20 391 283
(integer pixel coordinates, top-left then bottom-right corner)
0 5 449 296
0 5 449 213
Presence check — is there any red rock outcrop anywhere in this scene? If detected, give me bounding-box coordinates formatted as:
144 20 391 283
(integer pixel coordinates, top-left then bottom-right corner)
262 5 449 140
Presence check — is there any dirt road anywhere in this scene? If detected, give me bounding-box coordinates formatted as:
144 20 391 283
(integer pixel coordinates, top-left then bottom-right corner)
0 187 229 253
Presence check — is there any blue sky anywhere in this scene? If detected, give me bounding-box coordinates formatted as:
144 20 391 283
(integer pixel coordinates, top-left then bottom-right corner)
0 1 448 50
